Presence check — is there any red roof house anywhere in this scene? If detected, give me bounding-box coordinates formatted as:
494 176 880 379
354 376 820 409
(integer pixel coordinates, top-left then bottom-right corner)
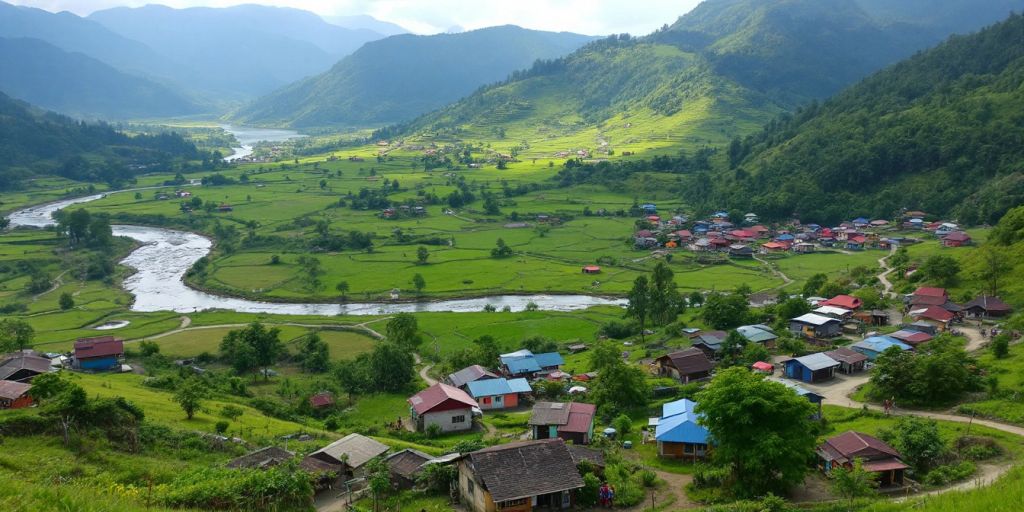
73 336 124 371
942 231 972 247
821 295 863 311
913 287 948 298
309 392 335 409
529 402 597 445
408 383 477 433
818 431 908 486
0 380 33 409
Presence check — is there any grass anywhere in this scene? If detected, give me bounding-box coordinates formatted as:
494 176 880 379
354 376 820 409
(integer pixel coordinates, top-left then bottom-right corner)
957 340 1024 425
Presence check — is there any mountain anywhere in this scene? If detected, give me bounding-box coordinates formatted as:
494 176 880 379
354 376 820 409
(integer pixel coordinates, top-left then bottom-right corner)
707 13 1024 225
232 25 598 128
0 1 177 80
0 37 201 120
0 92 205 191
88 4 387 99
383 0 1023 158
326 14 407 36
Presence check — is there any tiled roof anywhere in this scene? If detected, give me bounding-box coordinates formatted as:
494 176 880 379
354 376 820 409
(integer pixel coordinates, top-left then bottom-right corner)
824 431 903 461
0 380 32 400
467 439 584 502
659 348 713 376
964 295 1012 313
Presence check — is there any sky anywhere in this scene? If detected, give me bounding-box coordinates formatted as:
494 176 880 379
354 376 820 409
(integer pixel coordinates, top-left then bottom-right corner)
8 0 704 35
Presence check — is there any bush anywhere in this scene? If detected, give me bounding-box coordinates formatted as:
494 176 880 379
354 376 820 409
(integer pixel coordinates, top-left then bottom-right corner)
138 340 161 357
693 463 732 489
425 423 443 438
600 320 639 339
579 473 600 507
214 421 229 434
220 405 244 421
923 461 976 486
157 464 313 510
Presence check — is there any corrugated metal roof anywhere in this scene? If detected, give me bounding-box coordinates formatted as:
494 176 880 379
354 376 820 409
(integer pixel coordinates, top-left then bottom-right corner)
661 398 697 419
789 352 840 371
654 412 709 444
791 313 841 326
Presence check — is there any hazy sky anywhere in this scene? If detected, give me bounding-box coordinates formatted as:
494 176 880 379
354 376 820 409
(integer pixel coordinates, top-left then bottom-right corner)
9 0 704 35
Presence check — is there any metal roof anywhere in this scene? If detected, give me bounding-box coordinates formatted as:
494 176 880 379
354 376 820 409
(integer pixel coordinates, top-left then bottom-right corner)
466 377 532 398
654 411 709 444
789 352 840 371
661 398 697 419
791 313 841 326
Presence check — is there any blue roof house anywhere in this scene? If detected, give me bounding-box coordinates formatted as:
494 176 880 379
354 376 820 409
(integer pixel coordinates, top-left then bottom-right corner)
653 398 710 460
466 378 532 410
850 336 912 360
499 350 564 378
783 353 840 383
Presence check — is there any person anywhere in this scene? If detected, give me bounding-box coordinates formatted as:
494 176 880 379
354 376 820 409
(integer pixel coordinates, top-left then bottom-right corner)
608 484 616 507
599 483 610 507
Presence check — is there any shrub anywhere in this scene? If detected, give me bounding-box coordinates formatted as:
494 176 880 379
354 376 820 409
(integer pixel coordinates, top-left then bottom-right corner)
220 405 244 421
923 461 976 486
579 473 600 507
600 320 639 339
693 463 731 489
138 340 161 357
157 464 313 510
214 421 229 434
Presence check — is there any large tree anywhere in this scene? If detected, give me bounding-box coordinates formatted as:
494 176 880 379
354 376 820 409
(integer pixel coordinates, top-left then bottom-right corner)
173 378 209 420
695 368 817 497
625 276 651 343
219 322 284 380
386 313 423 352
700 293 749 330
649 262 684 325
0 318 34 352
590 349 649 415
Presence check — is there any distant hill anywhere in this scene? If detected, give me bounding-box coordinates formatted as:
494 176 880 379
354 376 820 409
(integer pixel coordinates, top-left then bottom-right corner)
232 25 597 128
0 37 201 120
326 14 407 36
708 13 1024 225
0 92 205 191
88 4 387 99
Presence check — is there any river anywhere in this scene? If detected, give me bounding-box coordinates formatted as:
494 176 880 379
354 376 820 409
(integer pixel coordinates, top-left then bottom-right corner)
221 124 305 162
4 195 626 316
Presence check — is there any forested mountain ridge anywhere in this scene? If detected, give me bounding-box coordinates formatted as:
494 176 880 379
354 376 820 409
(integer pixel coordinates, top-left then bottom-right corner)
0 93 208 192
231 26 598 128
718 12 1024 225
0 37 202 120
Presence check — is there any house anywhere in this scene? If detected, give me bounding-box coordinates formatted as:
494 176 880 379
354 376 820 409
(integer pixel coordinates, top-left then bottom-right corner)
736 325 778 347
448 365 499 389
770 378 825 418
888 329 934 347
818 431 908 487
385 449 434 489
846 235 867 250
824 347 868 374
690 331 727 358
0 352 52 382
581 265 601 274
653 399 710 460
793 242 816 254
655 347 714 383
789 313 843 339
908 306 955 331
728 244 754 258
674 230 693 242
0 380 33 409
309 392 335 410
529 402 597 445
466 378 532 411
814 305 855 321
306 433 390 479
941 231 972 247
226 446 295 470
907 286 948 308
964 295 1013 318
72 336 124 371
409 383 478 433
458 439 584 512
821 295 863 311
783 353 840 383
499 350 564 378
850 336 912 360
641 203 657 214
761 241 788 253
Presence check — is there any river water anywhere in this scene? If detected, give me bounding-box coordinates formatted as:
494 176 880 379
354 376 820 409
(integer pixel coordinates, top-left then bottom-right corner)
5 195 626 316
221 124 305 162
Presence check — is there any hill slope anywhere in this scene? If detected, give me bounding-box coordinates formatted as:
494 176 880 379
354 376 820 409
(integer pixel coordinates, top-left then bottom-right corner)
716 13 1024 225
0 37 201 120
0 92 205 191
88 4 386 99
232 25 597 128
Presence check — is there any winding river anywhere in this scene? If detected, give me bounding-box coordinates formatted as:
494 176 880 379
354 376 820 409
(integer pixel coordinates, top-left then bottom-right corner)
221 124 305 162
5 194 626 316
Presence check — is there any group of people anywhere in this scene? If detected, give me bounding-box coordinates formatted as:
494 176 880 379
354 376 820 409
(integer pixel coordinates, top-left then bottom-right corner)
598 482 616 507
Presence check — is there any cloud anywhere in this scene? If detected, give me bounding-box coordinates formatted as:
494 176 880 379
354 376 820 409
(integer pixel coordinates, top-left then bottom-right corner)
8 0 702 35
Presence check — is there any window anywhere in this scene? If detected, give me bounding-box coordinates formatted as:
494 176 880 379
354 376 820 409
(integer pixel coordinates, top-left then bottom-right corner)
483 397 491 404
467 479 475 496
452 415 466 423
495 395 503 403
499 498 528 509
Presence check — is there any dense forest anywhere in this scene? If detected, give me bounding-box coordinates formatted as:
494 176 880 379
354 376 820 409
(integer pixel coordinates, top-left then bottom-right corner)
0 93 209 191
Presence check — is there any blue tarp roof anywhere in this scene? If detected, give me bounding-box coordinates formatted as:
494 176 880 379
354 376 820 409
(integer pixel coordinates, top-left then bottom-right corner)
466 378 532 397
503 358 540 374
662 398 697 419
852 336 912 354
655 412 709 444
500 350 563 374
776 234 795 241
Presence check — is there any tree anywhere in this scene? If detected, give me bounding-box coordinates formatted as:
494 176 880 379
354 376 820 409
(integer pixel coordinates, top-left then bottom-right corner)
625 276 651 343
59 292 75 310
386 313 423 351
368 342 415 392
695 368 817 497
589 340 622 372
335 280 350 300
882 417 945 472
919 255 960 288
776 297 811 323
416 245 430 264
296 256 325 292
973 245 1011 296
591 356 649 415
219 322 283 380
830 458 878 511
334 358 369 403
366 456 391 512
991 333 1010 359
700 293 749 330
412 273 426 294
173 378 208 420
803 273 828 297
299 333 330 372
0 318 34 352
688 291 704 307
649 262 683 325
491 238 513 258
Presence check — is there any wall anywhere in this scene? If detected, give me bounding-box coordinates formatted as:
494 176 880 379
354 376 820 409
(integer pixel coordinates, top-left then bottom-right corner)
422 408 473 432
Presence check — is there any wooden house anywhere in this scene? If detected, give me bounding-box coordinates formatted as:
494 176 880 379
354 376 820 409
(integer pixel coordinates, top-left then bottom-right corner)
964 295 1013 318
529 402 597 445
306 433 389 480
783 353 840 383
308 391 335 410
72 336 124 371
457 439 584 512
789 313 842 338
824 347 868 374
818 431 907 487
655 348 714 383
226 446 295 470
0 352 52 382
447 364 500 389
409 383 478 433
908 306 955 331
941 231 972 247
0 380 33 409
385 449 434 489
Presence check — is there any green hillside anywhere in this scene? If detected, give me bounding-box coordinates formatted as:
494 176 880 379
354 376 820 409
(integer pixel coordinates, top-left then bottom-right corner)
232 25 597 128
716 12 1024 225
0 37 201 120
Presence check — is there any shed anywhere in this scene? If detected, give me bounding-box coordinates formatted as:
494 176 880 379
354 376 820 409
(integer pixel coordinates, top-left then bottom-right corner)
964 295 1013 318
529 402 597 445
307 433 389 477
385 449 434 489
789 313 842 339
0 352 52 382
736 325 778 346
309 392 335 409
581 265 601 274
783 353 840 383
0 380 33 409
818 431 907 487
655 348 714 383
824 347 868 374
888 329 933 347
226 446 295 470
850 336 912 360
447 365 499 389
